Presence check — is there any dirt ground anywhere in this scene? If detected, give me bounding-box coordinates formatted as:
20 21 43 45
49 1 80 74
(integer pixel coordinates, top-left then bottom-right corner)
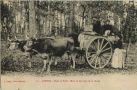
1 41 137 76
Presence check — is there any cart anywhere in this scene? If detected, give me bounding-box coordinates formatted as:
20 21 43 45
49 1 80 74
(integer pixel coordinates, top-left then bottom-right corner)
76 31 121 69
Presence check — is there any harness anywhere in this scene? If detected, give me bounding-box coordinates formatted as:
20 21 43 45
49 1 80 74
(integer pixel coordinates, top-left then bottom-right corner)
31 49 49 59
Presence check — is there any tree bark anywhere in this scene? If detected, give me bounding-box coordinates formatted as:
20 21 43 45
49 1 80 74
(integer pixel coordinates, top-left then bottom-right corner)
29 0 36 38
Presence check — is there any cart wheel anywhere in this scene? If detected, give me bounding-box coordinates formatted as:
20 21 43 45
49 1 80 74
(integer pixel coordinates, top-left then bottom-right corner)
86 37 113 69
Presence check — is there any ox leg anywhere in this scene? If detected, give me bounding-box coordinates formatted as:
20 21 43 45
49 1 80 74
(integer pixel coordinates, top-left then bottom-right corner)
53 56 58 66
41 59 47 72
71 54 76 69
46 57 53 73
70 54 76 69
27 54 32 68
28 61 32 68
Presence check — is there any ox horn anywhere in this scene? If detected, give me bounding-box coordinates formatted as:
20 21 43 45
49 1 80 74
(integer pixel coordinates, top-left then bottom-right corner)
25 35 30 40
15 36 18 40
7 36 12 42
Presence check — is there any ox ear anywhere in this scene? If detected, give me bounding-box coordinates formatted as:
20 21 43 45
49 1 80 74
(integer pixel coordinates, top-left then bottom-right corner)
33 34 38 40
14 36 22 42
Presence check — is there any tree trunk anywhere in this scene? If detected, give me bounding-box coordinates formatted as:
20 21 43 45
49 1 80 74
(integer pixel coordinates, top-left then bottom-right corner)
64 13 66 32
29 1 36 38
58 11 61 31
43 17 46 34
82 10 85 31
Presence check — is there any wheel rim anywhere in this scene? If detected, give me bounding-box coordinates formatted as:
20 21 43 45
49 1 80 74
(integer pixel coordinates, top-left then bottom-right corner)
86 37 113 69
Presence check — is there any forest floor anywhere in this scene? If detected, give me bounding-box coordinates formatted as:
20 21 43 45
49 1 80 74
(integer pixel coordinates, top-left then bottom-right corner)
1 41 137 76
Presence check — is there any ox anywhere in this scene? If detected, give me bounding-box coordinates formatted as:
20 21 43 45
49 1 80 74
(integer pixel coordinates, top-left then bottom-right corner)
9 36 76 73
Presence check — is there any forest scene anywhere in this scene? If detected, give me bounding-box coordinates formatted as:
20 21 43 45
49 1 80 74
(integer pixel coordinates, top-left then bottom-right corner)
1 0 137 75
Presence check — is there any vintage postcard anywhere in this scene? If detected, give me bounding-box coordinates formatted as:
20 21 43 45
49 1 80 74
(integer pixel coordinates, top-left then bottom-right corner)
1 0 137 90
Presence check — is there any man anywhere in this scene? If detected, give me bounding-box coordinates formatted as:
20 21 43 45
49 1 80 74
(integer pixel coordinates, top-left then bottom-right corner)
102 20 113 35
92 18 102 35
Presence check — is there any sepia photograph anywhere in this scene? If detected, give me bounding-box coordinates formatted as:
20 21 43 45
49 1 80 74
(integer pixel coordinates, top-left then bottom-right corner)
1 0 137 90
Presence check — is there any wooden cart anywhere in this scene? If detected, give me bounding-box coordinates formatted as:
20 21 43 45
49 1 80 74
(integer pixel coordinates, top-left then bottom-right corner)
77 31 120 69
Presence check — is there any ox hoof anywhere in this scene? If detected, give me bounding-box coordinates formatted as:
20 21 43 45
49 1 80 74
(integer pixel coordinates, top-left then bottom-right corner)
37 70 43 74
54 61 58 66
70 65 75 69
46 69 51 74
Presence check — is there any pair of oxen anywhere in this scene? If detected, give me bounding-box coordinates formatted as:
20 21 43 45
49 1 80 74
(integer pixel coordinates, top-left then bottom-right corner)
8 36 77 73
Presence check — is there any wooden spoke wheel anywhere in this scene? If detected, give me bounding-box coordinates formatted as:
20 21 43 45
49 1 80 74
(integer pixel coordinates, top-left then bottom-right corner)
86 37 113 69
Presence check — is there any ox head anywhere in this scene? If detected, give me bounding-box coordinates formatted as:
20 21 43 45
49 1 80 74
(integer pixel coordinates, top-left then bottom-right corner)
8 36 21 50
23 37 37 52
8 35 29 51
